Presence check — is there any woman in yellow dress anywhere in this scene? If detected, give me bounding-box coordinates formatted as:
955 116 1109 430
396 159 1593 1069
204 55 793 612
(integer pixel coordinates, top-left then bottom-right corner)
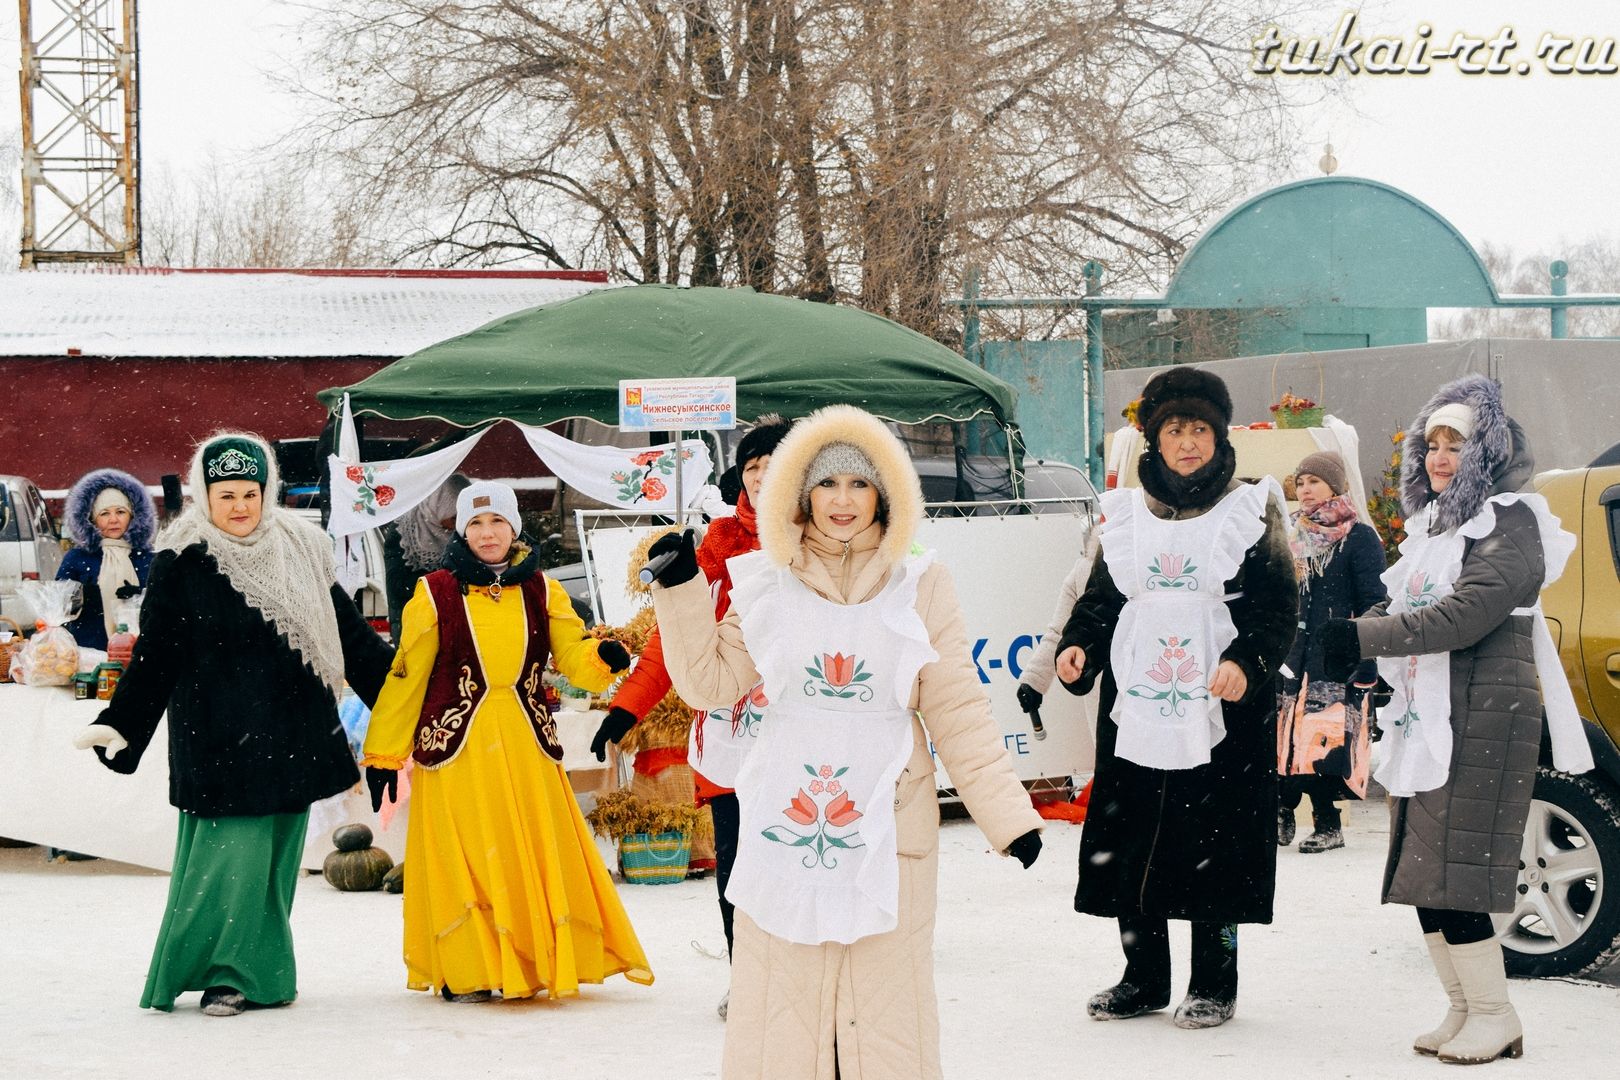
362 480 654 1002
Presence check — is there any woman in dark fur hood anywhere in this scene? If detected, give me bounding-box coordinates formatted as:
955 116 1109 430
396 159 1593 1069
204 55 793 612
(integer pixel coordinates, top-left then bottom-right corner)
1321 374 1592 1064
57 467 158 650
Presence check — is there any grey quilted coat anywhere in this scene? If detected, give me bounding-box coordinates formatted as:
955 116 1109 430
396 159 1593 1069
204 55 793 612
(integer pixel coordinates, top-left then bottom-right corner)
1354 379 1545 913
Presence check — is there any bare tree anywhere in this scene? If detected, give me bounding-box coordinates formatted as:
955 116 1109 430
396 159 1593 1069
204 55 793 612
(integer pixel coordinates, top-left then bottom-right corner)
141 158 389 268
288 0 1315 338
1431 238 1620 340
1 124 21 269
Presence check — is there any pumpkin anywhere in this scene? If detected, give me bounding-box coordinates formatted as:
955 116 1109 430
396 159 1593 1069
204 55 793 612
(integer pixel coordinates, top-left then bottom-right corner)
323 845 394 892
332 823 374 853
382 862 405 894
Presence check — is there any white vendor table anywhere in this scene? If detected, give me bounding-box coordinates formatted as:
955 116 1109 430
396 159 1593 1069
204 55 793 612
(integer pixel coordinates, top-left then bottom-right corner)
0 685 619 872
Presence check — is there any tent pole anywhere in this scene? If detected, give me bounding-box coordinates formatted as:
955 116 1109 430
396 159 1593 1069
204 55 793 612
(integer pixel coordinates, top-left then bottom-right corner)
674 428 684 526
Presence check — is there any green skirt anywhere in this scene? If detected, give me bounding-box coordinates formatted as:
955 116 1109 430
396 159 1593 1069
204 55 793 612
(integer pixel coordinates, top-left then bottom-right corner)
141 809 309 1011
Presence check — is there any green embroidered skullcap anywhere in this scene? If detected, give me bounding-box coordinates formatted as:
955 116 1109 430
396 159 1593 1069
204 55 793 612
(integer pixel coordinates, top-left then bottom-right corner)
202 436 270 488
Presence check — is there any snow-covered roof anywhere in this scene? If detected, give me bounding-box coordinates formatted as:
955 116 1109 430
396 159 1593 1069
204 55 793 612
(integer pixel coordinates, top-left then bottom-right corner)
0 266 610 359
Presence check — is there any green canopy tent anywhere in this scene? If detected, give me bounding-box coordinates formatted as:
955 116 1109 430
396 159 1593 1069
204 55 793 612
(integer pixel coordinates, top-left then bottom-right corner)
316 284 1018 431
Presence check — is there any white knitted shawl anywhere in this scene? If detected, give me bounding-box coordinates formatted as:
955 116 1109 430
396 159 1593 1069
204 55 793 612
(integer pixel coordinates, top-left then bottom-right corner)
158 432 345 700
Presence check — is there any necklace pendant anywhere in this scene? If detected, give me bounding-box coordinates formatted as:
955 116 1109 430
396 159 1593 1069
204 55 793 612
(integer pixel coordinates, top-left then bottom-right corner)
489 581 503 602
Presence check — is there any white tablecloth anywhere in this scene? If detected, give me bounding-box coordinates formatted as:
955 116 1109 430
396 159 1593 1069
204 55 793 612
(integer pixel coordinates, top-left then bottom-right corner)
0 686 618 872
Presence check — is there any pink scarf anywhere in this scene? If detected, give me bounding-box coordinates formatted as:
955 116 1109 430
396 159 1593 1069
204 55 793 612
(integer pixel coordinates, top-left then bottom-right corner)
1290 494 1358 577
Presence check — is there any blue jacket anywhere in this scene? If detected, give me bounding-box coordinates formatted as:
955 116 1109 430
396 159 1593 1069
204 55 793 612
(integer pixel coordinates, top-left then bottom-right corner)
57 467 160 651
1284 520 1387 690
58 546 156 650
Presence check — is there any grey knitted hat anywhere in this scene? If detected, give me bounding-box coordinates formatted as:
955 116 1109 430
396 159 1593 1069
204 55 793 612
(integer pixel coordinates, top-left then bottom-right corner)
799 442 886 511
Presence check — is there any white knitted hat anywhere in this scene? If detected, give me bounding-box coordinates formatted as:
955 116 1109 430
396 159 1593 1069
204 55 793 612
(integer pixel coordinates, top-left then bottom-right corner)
1425 402 1475 441
456 481 521 535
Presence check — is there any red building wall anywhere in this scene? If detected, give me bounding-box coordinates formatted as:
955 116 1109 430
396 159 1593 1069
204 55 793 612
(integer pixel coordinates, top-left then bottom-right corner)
0 355 550 493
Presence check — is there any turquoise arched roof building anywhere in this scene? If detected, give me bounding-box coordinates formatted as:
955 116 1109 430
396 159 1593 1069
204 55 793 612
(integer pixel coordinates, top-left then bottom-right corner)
1160 176 1500 354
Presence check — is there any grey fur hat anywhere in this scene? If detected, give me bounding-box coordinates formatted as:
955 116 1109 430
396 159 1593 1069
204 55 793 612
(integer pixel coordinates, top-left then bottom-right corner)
1401 374 1516 532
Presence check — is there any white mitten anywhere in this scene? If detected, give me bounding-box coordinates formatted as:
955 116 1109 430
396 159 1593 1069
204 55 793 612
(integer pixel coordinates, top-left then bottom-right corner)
74 724 128 758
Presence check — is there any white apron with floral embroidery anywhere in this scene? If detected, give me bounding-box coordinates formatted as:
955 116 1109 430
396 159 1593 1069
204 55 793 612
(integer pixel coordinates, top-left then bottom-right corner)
720 549 939 946
687 681 768 789
1099 480 1283 770
1375 493 1591 797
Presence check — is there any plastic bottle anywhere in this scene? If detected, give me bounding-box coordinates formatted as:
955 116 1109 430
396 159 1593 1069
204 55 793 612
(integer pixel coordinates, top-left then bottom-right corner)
107 623 137 667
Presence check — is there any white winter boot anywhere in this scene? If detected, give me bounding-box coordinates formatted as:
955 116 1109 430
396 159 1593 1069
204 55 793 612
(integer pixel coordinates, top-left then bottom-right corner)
1413 933 1468 1055
1437 939 1523 1064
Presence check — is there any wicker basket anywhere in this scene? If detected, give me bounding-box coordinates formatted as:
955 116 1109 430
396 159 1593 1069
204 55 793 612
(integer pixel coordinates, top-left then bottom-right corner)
1275 406 1324 429
0 617 22 683
619 830 691 885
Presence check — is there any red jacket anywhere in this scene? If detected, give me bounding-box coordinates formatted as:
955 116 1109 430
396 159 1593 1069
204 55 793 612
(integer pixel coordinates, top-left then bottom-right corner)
609 494 760 800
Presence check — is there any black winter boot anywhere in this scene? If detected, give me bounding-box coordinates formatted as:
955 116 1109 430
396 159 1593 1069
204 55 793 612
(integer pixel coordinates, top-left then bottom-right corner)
1088 915 1172 1020
1174 922 1238 1029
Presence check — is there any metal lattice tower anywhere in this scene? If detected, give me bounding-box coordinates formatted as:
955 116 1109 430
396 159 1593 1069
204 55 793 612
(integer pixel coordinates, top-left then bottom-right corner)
18 0 140 266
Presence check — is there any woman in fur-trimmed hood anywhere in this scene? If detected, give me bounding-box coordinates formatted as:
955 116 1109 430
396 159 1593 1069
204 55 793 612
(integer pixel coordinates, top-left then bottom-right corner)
647 403 1042 1080
57 467 158 650
1399 372 1525 533
75 431 393 1017
1320 374 1592 1064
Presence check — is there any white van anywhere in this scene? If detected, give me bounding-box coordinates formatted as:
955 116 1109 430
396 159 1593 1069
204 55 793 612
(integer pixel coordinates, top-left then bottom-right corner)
0 475 66 630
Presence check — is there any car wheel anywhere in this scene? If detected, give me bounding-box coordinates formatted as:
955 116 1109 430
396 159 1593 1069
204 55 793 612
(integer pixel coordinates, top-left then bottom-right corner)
1496 768 1620 978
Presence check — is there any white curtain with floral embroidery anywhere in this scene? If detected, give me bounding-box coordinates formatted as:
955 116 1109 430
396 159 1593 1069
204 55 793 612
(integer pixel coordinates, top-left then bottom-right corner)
326 400 715 590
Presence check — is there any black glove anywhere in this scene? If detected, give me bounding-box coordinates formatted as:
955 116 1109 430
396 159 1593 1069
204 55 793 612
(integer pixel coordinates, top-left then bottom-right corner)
1007 829 1042 870
1319 619 1362 682
590 706 638 762
597 639 631 672
114 583 141 600
1015 684 1043 716
366 766 398 814
645 529 699 588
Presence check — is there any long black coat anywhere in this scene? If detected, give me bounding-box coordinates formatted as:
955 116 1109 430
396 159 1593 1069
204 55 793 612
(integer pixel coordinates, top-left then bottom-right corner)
97 544 392 817
1059 482 1297 924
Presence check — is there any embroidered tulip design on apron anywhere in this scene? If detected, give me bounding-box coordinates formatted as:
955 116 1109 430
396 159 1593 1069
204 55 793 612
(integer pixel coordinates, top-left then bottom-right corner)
1098 481 1283 771
722 551 939 946
1374 527 1465 798
688 681 768 789
1373 493 1591 796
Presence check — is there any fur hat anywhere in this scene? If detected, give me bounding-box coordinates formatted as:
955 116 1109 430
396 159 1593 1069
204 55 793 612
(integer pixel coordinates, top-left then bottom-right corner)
736 413 795 470
1137 366 1233 444
1294 451 1348 497
755 404 923 569
1401 374 1517 532
456 481 521 536
799 442 887 512
65 467 158 552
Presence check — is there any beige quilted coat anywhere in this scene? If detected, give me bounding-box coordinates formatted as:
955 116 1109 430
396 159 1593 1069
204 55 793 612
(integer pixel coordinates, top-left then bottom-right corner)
654 405 1041 1080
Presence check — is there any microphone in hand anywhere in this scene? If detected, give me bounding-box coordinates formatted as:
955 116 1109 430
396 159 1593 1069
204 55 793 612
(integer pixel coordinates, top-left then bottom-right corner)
640 529 699 587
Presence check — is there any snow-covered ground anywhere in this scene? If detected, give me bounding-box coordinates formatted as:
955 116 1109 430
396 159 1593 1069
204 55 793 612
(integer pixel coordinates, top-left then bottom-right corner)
5 798 1616 1079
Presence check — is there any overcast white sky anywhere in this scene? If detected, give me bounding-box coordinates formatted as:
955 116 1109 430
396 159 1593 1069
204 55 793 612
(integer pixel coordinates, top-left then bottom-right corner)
3 0 1617 273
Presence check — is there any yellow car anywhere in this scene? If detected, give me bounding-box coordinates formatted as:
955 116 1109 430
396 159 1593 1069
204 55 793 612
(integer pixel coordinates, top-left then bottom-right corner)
1503 462 1620 977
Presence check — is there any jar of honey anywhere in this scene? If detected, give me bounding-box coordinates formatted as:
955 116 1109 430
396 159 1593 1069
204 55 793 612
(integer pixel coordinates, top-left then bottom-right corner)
95 662 124 701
